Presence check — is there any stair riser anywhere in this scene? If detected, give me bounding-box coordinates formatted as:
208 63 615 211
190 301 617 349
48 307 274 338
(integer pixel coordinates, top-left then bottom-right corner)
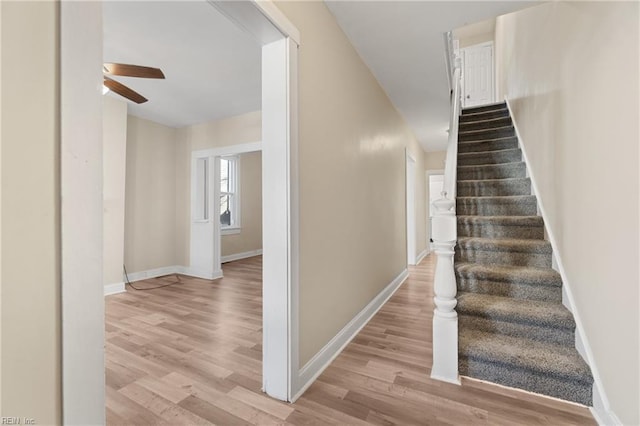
455 248 552 268
456 277 562 302
457 222 544 240
457 163 526 180
458 138 518 154
459 127 515 142
458 149 521 166
459 358 592 406
457 179 531 197
457 199 538 216
459 116 512 132
459 315 574 346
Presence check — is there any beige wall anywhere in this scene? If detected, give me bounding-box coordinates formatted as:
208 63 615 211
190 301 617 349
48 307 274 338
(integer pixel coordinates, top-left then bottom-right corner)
425 150 446 171
0 1 61 422
275 1 426 366
495 3 639 423
103 97 128 285
124 116 178 273
221 151 262 258
175 111 262 265
454 18 495 49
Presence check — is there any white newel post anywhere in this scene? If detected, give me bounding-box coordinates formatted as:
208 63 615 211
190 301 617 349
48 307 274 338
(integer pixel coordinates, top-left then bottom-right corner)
430 195 461 384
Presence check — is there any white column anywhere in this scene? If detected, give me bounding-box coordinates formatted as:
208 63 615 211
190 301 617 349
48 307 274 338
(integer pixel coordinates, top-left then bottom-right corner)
430 196 461 384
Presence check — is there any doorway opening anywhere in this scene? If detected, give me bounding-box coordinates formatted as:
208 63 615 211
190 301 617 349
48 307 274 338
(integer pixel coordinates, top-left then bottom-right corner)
427 171 444 252
60 1 300 422
406 152 416 265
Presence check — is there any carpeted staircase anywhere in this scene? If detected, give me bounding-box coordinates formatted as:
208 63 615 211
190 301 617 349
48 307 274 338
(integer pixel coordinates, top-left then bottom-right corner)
455 102 594 405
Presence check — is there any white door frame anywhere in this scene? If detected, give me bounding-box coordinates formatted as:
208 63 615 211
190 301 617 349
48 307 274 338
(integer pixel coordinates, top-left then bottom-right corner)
60 1 300 422
189 141 262 279
460 41 494 108
406 151 416 266
426 169 444 253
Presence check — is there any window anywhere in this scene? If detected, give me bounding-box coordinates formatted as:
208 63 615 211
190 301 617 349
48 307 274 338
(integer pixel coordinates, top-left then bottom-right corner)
220 155 240 232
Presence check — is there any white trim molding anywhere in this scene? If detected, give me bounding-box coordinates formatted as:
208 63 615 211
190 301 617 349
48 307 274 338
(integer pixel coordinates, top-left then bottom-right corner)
505 97 615 423
104 282 126 296
191 141 262 160
124 265 222 283
416 248 428 265
221 249 263 264
292 269 409 402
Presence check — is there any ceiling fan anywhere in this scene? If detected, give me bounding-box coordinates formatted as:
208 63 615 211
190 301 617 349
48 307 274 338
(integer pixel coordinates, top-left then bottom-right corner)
103 63 165 104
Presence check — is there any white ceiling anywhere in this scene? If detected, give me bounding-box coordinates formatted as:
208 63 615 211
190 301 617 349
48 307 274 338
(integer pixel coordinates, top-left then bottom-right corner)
324 1 538 152
103 1 537 142
103 1 261 128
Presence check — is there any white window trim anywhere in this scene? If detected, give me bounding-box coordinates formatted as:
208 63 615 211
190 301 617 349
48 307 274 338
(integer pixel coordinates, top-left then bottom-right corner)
220 155 241 233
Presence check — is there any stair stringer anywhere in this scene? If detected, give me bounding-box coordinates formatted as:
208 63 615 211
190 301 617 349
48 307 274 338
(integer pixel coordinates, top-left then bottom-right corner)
504 97 619 425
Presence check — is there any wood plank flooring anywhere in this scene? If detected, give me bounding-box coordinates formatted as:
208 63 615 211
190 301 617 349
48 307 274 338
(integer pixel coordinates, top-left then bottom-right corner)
106 255 596 425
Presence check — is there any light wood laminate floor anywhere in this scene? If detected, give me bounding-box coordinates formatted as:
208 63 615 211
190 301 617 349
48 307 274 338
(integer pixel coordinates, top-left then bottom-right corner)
105 255 596 425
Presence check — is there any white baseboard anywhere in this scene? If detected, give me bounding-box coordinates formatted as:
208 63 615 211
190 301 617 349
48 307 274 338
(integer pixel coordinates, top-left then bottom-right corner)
416 248 428 264
221 249 263 263
505 97 616 424
590 384 622 426
292 268 409 402
104 282 125 296
125 265 182 282
179 266 223 280
125 265 222 282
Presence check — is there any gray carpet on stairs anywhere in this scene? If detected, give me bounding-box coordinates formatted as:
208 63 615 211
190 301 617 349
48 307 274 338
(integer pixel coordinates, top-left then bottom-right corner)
455 102 594 406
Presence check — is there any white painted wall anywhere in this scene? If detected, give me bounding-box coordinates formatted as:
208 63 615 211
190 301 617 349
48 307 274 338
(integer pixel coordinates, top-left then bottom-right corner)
495 3 639 423
60 1 105 423
103 97 128 289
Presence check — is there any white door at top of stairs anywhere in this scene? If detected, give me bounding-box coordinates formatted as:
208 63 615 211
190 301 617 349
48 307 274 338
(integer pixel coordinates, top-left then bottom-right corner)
461 42 494 108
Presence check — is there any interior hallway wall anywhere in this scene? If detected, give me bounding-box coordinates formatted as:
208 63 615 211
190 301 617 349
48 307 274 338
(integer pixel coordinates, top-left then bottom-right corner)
495 2 639 423
275 0 426 367
0 1 61 422
103 97 128 286
124 116 178 273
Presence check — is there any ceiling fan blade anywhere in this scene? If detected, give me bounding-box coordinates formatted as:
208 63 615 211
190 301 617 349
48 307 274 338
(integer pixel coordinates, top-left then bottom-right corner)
104 63 165 79
104 77 148 104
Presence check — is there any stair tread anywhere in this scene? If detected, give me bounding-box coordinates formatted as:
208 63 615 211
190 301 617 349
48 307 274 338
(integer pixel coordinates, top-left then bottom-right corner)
459 125 514 136
459 116 512 127
455 262 562 287
457 195 536 201
458 135 517 145
458 148 520 158
457 215 543 226
458 161 524 170
459 328 592 383
457 292 574 329
457 177 530 184
461 103 507 115
457 236 552 253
